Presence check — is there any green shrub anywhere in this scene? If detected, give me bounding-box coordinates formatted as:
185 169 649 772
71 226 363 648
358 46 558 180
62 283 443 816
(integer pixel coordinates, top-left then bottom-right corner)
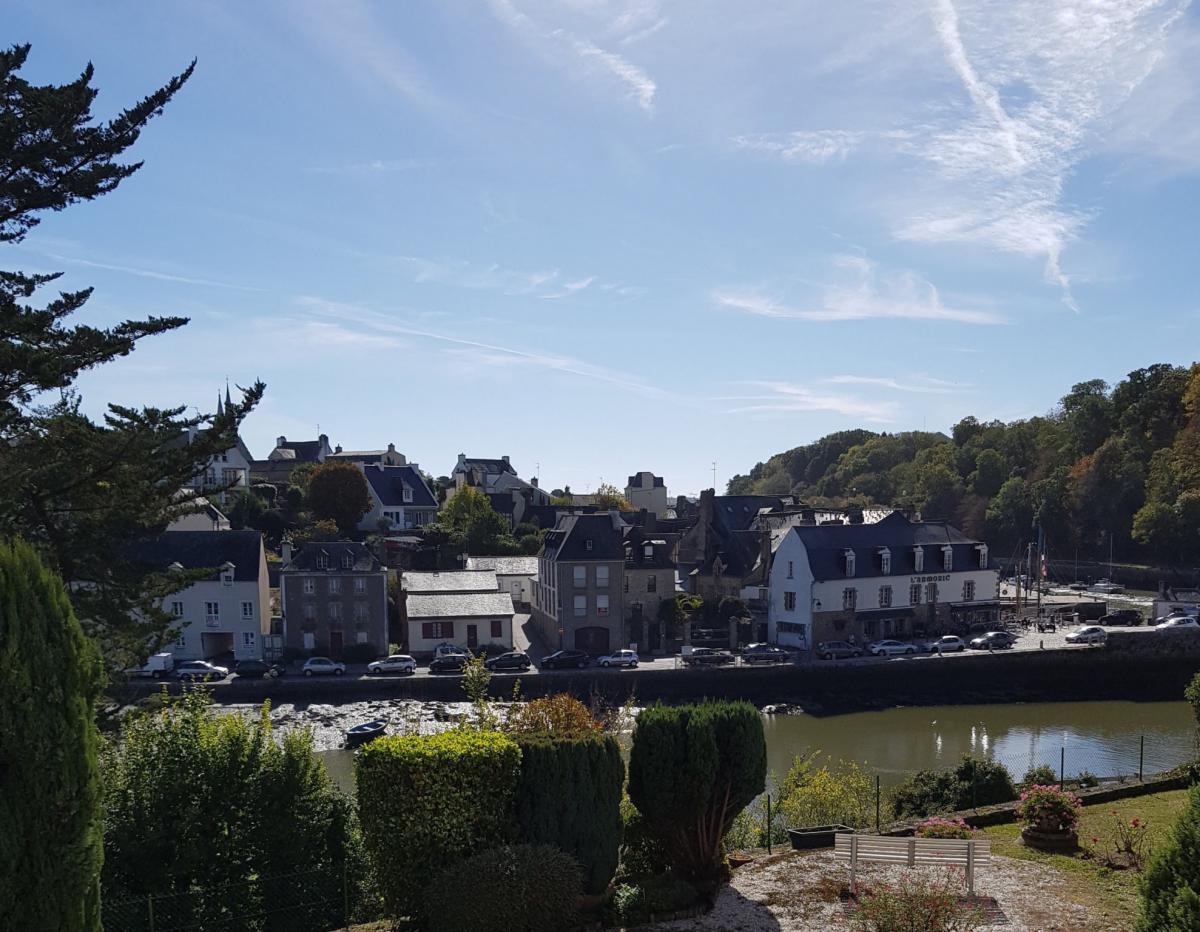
0 539 105 932
627 700 766 889
851 871 987 931
778 754 875 829
512 732 624 894
723 794 789 850
618 794 670 882
356 730 520 921
1076 770 1100 788
1137 783 1200 931
612 871 700 923
1022 764 1058 786
425 844 581 932
915 816 974 839
890 756 1017 819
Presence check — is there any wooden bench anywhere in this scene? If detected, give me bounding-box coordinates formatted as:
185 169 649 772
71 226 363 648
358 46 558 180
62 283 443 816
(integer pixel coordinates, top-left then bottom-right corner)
834 833 990 896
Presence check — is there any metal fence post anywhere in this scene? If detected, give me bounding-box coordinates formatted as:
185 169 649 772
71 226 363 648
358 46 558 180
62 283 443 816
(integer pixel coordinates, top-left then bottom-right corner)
1060 747 1065 790
147 894 155 932
1139 735 1145 782
343 862 350 929
766 794 772 855
876 775 881 833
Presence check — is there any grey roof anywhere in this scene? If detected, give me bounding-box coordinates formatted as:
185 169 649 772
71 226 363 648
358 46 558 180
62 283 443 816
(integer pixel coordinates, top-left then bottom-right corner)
627 473 665 488
542 513 624 561
276 439 324 462
466 556 539 576
362 464 437 508
282 541 381 572
405 591 515 619
458 457 515 475
790 512 987 581
131 530 263 582
713 496 789 533
403 570 498 593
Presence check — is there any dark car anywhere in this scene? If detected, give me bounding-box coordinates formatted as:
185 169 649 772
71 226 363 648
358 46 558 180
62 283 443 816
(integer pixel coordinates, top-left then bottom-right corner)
682 647 735 666
175 660 229 682
742 644 791 665
233 659 285 679
484 651 532 672
428 654 467 674
1099 609 1143 626
969 631 1017 650
816 641 862 660
541 649 590 670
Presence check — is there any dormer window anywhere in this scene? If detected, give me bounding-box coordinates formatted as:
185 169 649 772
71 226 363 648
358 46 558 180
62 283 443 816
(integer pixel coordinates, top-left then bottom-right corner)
913 547 924 573
585 539 593 551
844 549 856 577
341 553 354 569
403 487 413 503
942 545 954 570
220 562 235 587
316 553 329 570
878 547 891 575
977 544 988 568
644 544 654 560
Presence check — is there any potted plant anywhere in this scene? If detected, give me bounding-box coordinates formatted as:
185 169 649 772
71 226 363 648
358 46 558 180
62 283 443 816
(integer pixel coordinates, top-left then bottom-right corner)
1016 785 1082 852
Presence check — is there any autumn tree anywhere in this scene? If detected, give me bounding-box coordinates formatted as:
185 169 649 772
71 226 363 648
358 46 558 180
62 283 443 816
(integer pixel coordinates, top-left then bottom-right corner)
432 486 513 554
307 461 371 534
594 482 633 510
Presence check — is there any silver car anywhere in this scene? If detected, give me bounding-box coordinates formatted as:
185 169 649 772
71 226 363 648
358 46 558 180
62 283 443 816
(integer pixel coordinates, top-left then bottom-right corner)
597 649 639 668
302 656 347 676
367 654 417 675
868 639 917 656
1064 625 1107 645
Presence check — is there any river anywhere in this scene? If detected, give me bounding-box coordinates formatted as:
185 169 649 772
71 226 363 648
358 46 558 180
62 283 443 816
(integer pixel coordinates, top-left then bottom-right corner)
307 699 1196 794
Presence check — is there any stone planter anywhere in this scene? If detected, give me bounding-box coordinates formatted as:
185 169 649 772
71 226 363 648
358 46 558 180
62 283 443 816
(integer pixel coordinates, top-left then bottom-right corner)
1020 825 1079 852
789 825 854 850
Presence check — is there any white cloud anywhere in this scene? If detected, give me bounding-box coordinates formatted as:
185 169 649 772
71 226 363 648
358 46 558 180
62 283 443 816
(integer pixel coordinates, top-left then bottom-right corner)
29 249 263 292
713 254 1003 325
719 381 899 422
824 374 964 394
731 130 911 164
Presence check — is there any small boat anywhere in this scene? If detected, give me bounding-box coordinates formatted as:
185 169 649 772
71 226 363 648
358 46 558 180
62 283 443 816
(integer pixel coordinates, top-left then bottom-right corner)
1090 579 1125 594
1067 582 1088 592
346 720 387 747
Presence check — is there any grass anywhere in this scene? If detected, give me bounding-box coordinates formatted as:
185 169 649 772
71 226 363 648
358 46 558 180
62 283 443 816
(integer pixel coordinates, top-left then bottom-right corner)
980 788 1188 926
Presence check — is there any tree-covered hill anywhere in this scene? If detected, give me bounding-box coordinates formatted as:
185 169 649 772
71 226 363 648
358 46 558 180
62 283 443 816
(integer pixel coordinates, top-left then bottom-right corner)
726 364 1200 565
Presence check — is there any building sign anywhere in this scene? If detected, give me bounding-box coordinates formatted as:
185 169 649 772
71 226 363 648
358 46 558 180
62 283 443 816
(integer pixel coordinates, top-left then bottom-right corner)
910 574 951 584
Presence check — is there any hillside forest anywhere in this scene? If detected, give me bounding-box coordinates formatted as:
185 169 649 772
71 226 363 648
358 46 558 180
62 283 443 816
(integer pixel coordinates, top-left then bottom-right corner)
726 364 1200 568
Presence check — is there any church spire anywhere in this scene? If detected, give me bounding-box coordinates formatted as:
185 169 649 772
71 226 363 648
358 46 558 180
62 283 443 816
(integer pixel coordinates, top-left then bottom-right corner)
216 391 223 417
225 379 232 409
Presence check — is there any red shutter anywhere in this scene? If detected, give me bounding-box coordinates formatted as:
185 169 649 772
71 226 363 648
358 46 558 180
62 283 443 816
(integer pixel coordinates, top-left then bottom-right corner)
422 622 434 640
491 619 502 638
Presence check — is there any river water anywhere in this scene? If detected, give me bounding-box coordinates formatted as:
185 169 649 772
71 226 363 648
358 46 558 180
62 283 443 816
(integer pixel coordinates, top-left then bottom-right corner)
309 699 1196 794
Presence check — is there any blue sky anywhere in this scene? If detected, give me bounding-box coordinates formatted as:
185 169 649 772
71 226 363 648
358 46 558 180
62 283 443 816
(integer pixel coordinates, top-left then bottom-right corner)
8 1 1200 496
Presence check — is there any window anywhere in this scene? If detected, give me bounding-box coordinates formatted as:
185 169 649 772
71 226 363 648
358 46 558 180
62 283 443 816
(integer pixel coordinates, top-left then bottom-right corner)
943 545 954 570
644 544 653 559
585 539 594 551
787 560 794 579
783 591 797 611
909 583 922 605
913 547 924 573
491 619 503 639
241 601 253 619
647 575 657 593
421 621 454 640
316 553 329 570
221 570 233 587
328 603 342 621
355 577 366 594
925 582 939 604
303 604 316 621
354 602 368 621
596 594 609 616
403 487 413 503
204 602 219 626
341 553 354 569
574 595 587 617
844 550 856 577
879 548 891 574
573 566 586 587
962 580 976 602
328 577 342 595
303 631 315 650
843 587 857 611
303 577 315 595
596 565 609 587
242 631 256 649
171 601 184 617
175 632 187 649
356 630 368 644
978 544 989 568
879 585 892 608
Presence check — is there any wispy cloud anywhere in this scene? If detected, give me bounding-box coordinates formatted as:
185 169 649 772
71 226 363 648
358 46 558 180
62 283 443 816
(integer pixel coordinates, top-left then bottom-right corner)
713 254 1003 325
395 255 624 300
731 130 911 164
824 374 964 395
719 381 899 422
312 158 437 174
487 0 657 111
32 250 264 292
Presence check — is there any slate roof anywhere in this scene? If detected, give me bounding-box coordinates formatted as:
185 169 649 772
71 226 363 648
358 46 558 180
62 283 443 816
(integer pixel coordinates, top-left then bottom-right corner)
627 473 665 488
789 512 988 581
405 592 515 619
542 513 624 562
458 457 515 475
283 541 381 573
362 465 437 509
277 439 324 462
328 449 388 463
712 496 789 533
466 556 540 576
130 530 264 582
402 570 498 593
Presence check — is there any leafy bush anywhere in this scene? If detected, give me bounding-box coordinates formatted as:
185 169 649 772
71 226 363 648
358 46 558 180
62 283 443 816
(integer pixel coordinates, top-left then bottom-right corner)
916 816 975 839
612 871 700 923
1185 671 1200 727
425 844 581 932
1076 770 1100 788
627 701 766 889
341 642 378 663
0 539 104 932
778 753 875 829
506 694 601 735
1022 764 1058 786
618 794 671 882
852 872 987 932
356 730 520 921
1015 785 1082 832
512 732 624 894
890 756 1017 819
724 794 789 851
1137 784 1200 931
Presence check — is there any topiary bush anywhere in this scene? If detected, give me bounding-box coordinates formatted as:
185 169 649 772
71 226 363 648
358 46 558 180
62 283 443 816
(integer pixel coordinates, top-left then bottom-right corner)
356 730 520 922
627 700 766 890
0 538 105 932
619 794 671 882
425 844 581 932
1137 783 1200 931
512 732 624 894
891 755 1017 819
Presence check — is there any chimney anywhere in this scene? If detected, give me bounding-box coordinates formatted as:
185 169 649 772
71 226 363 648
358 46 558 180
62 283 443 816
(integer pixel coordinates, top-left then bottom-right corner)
502 455 510 465
281 540 293 564
276 435 287 448
335 444 343 453
318 433 328 444
457 453 467 468
387 442 395 453
531 477 539 488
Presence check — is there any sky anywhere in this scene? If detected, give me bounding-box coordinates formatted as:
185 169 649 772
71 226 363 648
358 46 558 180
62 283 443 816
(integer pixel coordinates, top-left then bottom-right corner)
8 1 1200 496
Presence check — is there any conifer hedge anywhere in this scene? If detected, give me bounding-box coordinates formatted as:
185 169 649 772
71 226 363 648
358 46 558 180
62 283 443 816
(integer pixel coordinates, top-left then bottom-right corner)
356 730 521 921
513 732 624 894
0 538 105 932
1137 783 1200 931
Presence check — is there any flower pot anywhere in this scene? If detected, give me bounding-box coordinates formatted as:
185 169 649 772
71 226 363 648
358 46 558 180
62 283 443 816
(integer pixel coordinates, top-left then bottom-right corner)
727 852 756 868
788 825 854 850
1020 825 1079 852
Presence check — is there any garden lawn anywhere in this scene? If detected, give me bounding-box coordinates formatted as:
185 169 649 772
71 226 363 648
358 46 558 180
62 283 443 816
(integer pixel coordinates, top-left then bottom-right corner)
981 788 1189 928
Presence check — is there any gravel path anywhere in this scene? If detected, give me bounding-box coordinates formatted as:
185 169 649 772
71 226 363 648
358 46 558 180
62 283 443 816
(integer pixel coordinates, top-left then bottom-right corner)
650 849 1118 932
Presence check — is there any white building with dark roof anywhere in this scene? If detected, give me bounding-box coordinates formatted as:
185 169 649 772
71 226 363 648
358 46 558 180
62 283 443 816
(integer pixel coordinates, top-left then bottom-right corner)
405 592 515 655
625 471 669 517
466 556 539 608
357 462 439 531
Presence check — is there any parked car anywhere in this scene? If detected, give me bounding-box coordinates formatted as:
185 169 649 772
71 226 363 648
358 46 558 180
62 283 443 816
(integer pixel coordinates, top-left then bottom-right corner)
302 656 346 676
1155 616 1199 631
816 640 862 660
868 639 917 656
597 649 638 668
742 644 790 665
175 660 229 682
969 631 1017 650
927 635 967 653
1098 609 1142 626
367 654 417 675
484 651 532 672
541 649 590 670
1064 625 1108 645
233 659 285 678
432 642 469 659
681 647 736 667
127 652 175 679
428 654 468 674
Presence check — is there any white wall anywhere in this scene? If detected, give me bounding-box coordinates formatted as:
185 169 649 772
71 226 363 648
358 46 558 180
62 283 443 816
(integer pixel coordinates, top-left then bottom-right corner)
497 573 534 605
626 480 669 516
165 578 268 661
407 616 513 654
767 533 815 649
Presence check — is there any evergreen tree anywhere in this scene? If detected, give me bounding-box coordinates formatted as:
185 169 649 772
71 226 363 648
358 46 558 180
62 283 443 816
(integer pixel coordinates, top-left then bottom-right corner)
307 460 371 534
0 538 105 931
0 44 264 684
1137 783 1200 931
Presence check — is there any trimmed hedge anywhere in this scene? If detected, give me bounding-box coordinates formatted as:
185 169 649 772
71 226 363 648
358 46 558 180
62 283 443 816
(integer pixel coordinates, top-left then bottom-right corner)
627 700 766 889
1137 783 1200 931
425 844 581 932
513 732 624 894
356 730 520 921
891 755 1017 819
